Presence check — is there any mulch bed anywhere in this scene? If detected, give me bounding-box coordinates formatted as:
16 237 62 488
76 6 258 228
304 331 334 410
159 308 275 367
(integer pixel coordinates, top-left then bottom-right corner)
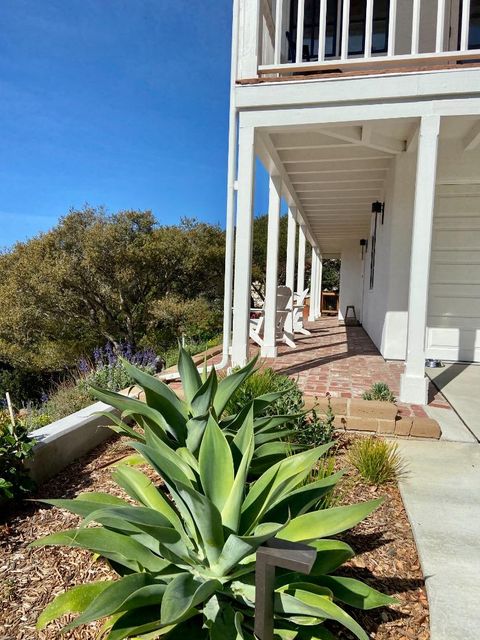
0 433 429 640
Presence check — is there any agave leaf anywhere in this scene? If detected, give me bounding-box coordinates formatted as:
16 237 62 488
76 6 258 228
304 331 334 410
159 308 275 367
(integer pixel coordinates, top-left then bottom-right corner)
254 414 305 433
275 586 369 640
199 413 234 513
212 521 286 577
264 472 345 522
312 575 398 610
111 465 188 542
213 355 258 417
176 446 200 473
36 581 114 630
81 506 179 544
221 415 255 533
39 493 130 519
174 482 224 566
121 358 188 422
132 440 195 488
241 444 334 532
90 386 180 442
308 539 355 575
185 414 209 454
95 411 145 442
251 392 284 416
63 573 163 631
161 572 221 625
191 368 218 418
231 404 255 460
30 528 170 573
178 347 202 404
277 499 383 544
254 430 297 446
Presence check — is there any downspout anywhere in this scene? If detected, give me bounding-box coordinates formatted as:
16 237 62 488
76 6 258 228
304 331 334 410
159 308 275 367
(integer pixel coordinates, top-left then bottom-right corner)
218 0 241 371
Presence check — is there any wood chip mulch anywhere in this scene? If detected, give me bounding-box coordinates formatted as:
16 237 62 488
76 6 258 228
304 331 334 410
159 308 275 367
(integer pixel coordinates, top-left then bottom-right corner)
0 433 429 640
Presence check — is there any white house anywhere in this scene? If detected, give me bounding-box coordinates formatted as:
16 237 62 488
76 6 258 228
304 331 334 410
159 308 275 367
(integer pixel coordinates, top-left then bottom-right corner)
220 0 480 405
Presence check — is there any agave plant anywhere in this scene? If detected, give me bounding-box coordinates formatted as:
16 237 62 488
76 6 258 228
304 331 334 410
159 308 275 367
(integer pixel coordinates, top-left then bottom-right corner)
89 350 305 475
33 355 395 639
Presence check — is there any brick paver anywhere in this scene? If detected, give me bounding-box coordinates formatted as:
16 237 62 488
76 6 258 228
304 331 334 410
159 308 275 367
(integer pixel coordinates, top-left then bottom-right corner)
258 318 452 419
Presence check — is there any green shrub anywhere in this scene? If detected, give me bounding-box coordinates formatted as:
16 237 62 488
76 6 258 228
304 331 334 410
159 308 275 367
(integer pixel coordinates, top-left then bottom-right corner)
0 418 36 500
225 368 335 446
348 437 405 486
42 383 93 424
362 382 396 403
34 351 395 638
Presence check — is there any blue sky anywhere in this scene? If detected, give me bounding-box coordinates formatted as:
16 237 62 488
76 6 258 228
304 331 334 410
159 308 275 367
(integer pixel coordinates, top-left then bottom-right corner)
1 0 271 248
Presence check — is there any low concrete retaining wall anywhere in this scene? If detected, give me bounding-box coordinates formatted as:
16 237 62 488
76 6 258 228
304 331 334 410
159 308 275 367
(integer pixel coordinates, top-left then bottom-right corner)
27 401 117 484
26 387 142 485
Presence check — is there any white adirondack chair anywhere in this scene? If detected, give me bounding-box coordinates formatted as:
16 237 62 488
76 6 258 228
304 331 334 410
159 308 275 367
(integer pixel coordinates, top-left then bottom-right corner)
293 288 311 336
249 285 296 349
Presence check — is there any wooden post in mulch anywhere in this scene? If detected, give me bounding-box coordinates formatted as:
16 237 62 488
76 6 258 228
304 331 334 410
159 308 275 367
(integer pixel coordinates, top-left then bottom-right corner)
5 392 15 428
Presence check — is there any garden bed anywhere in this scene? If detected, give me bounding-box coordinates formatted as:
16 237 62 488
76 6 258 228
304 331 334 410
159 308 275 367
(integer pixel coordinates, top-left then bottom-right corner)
0 433 429 640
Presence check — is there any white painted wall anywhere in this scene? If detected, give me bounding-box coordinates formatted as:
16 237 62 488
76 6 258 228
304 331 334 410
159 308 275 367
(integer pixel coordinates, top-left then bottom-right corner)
360 137 480 363
339 241 364 324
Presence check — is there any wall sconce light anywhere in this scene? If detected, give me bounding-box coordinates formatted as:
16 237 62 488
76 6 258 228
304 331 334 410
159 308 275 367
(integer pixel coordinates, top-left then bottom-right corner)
372 201 385 224
360 238 367 259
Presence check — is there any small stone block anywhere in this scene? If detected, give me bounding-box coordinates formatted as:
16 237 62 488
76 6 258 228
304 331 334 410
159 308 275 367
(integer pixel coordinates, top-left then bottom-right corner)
411 417 442 439
313 396 348 416
345 416 378 432
395 416 413 437
349 398 398 421
377 418 396 434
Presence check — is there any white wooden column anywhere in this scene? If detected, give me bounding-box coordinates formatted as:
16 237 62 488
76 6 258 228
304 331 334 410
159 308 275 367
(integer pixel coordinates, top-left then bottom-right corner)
296 225 306 295
316 252 323 319
308 247 317 322
400 115 441 405
262 174 282 358
232 126 256 367
285 207 297 335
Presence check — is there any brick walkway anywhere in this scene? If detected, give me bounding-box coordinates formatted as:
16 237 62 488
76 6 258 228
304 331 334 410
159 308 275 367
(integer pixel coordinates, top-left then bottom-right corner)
258 318 452 419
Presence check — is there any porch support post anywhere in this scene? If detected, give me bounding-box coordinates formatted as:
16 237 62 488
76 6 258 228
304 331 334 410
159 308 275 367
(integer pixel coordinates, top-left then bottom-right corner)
400 115 441 405
285 207 297 334
297 225 306 295
309 248 318 322
316 252 323 319
232 126 256 367
262 174 282 358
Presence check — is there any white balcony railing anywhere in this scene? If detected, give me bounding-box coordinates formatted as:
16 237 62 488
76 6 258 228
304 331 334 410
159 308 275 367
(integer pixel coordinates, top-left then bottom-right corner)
237 0 480 80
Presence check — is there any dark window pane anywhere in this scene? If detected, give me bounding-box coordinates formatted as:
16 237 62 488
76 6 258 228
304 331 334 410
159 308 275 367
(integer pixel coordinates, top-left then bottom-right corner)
470 0 480 49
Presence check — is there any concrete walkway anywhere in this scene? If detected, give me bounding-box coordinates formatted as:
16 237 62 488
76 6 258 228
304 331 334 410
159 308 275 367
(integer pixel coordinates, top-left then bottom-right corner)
427 364 480 441
398 439 480 640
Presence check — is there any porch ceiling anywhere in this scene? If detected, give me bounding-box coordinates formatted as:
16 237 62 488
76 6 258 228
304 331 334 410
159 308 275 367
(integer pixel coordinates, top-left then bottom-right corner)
262 119 418 254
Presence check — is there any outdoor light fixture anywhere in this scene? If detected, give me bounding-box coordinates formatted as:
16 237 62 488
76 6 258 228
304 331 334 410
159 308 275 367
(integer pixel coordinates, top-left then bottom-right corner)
372 200 385 224
360 238 367 259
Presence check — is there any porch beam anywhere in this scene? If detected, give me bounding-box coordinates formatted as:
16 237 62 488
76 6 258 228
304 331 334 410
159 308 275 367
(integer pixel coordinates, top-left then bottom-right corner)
285 159 393 173
232 126 256 367
262 174 283 358
361 124 406 154
400 115 441 405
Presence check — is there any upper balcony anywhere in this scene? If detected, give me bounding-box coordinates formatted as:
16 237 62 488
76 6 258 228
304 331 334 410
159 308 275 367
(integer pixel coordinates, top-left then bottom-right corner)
236 0 480 82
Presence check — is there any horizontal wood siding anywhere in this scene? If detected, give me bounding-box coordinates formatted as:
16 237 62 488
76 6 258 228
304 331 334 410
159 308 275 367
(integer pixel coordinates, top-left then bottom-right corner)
427 185 480 362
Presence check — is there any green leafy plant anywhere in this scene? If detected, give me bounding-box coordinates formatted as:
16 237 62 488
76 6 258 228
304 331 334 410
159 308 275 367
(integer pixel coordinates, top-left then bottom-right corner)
348 437 405 486
225 368 335 447
0 417 36 500
89 355 303 476
362 382 396 403
33 352 395 638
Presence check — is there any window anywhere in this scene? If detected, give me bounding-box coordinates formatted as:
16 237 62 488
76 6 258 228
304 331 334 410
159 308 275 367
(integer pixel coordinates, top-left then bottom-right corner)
469 0 480 49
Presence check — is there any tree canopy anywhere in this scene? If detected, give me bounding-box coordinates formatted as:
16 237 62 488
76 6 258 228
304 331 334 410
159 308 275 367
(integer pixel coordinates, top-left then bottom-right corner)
0 208 225 371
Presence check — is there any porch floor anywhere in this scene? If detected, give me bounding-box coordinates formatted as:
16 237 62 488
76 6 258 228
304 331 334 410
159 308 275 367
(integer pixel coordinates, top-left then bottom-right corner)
259 318 452 419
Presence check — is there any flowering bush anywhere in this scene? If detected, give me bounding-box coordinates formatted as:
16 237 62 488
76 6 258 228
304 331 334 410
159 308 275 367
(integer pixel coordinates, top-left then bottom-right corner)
77 343 161 393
